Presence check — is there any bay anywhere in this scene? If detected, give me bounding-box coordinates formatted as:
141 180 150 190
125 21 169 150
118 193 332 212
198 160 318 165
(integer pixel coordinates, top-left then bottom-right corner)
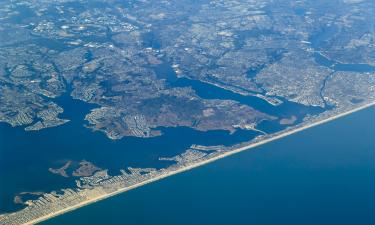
40 103 375 225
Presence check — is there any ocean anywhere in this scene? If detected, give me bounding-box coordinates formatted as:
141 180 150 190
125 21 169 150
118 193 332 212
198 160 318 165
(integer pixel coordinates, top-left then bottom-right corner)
0 66 316 213
2 8 375 221
39 104 375 225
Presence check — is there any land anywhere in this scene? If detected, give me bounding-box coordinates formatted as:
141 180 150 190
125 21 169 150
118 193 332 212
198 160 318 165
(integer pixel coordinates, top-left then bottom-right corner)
279 115 297 125
12 193 45 206
255 50 334 107
48 161 72 178
1 100 375 225
72 160 101 177
1 0 374 137
49 160 101 178
2 0 375 224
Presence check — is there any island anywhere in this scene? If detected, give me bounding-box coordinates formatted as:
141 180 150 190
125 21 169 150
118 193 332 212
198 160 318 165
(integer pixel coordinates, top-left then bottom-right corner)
1 0 375 224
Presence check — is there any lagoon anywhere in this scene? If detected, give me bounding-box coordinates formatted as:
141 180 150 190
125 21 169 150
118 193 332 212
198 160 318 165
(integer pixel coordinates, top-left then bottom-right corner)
40 104 375 225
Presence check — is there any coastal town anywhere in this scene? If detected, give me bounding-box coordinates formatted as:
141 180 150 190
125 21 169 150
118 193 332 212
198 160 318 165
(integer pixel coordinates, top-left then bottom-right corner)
1 0 375 224
2 97 375 225
0 144 228 225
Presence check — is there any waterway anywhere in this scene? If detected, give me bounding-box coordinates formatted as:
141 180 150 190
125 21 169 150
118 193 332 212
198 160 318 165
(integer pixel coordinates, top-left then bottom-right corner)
41 104 375 225
2 53 375 214
0 59 321 213
2 6 375 218
0 90 260 213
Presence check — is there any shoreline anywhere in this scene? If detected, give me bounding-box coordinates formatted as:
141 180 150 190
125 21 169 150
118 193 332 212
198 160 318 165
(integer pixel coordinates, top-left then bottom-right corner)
16 101 375 225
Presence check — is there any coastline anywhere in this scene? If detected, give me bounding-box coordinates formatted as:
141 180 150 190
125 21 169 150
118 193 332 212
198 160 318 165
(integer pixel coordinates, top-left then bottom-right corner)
13 100 375 225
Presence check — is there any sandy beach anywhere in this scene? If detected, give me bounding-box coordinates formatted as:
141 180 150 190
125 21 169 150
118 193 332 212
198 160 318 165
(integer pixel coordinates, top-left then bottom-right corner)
23 101 375 225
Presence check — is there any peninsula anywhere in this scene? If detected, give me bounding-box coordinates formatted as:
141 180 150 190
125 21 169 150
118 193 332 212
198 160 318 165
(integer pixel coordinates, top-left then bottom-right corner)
1 100 374 225
2 0 375 224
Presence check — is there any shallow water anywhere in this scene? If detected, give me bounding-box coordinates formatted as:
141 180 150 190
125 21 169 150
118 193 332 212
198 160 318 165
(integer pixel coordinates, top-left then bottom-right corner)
0 59 322 213
2 56 375 213
0 91 260 213
3 2 375 218
40 105 375 225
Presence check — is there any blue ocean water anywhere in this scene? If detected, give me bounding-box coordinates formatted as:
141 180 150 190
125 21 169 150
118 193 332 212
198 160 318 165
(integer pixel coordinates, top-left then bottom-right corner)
0 91 260 213
1 65 325 213
1 56 374 215
40 105 375 225
0 63 318 213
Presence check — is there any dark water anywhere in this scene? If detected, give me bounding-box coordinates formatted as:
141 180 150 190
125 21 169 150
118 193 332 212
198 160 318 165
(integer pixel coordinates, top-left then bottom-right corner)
0 90 260 213
153 61 325 134
2 4 375 219
2 53 375 213
0 54 324 213
41 105 375 225
310 27 375 72
313 52 375 72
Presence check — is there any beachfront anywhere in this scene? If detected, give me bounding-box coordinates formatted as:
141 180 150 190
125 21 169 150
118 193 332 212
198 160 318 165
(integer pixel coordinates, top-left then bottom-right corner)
2 100 375 225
